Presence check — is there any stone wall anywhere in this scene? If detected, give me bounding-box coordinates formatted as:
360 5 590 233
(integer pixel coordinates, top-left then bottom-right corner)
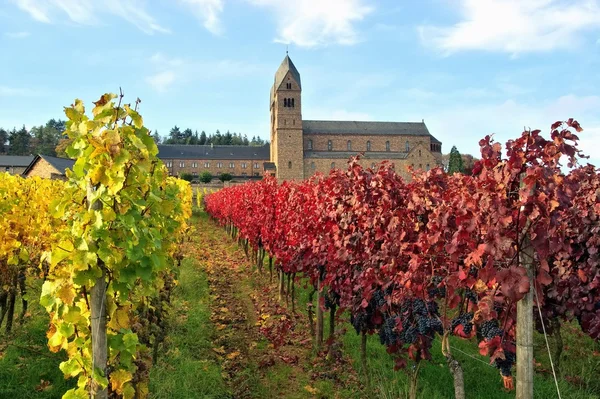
303 141 439 181
304 134 432 154
164 158 268 178
24 159 61 179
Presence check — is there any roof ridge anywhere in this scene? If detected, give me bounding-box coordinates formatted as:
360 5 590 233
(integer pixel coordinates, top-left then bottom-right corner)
304 120 425 124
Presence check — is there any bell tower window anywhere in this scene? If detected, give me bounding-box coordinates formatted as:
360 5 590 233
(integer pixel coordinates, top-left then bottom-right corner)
327 140 333 151
291 98 295 107
386 141 390 151
284 98 288 107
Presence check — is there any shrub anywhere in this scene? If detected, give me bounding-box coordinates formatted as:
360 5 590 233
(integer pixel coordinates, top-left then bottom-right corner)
199 171 213 184
219 172 233 182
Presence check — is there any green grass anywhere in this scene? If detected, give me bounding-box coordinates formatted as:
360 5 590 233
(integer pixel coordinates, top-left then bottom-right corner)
291 277 600 399
0 280 75 399
149 257 231 399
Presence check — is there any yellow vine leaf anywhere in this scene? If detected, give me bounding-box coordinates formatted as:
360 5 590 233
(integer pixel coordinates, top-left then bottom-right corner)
110 369 133 394
108 307 130 330
56 284 76 306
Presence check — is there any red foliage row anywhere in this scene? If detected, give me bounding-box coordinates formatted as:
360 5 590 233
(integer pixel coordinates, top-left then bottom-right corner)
204 120 600 382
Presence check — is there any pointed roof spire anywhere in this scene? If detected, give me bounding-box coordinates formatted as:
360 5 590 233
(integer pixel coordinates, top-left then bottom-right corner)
274 54 301 90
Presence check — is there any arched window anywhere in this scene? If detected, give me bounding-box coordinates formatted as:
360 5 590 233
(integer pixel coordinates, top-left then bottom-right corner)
426 164 430 171
327 140 333 151
283 98 288 107
419 150 422 157
291 98 295 107
406 141 410 152
307 139 313 150
366 141 371 151
347 140 352 151
331 162 335 169
311 162 315 169
386 141 390 151
288 161 292 169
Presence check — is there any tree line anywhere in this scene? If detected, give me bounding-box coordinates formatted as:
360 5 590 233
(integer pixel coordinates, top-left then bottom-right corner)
160 126 268 146
0 120 270 158
0 119 66 156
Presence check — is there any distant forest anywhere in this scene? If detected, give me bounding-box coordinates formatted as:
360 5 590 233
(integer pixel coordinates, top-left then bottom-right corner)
159 126 268 146
0 120 268 157
0 119 66 157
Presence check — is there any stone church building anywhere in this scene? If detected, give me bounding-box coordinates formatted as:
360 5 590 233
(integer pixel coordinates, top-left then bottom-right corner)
270 55 442 180
156 55 442 181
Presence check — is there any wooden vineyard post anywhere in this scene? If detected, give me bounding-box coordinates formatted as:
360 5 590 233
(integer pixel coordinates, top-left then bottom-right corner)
316 275 324 349
516 237 534 399
88 182 108 399
516 174 535 399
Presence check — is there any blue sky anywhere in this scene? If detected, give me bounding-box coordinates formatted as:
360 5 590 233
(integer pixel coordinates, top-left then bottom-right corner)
1 0 599 166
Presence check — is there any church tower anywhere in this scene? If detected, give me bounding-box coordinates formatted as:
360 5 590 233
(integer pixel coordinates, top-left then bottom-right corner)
270 55 304 180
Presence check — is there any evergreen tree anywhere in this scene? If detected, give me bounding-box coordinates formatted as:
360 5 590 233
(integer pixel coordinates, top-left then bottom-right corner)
190 130 199 145
199 131 207 145
214 130 222 145
447 145 465 174
183 128 193 144
152 130 162 144
0 128 9 154
243 134 249 146
167 125 182 144
8 126 31 155
224 130 233 145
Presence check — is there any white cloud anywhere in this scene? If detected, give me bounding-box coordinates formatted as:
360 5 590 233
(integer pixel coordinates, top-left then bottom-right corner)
11 0 51 22
247 0 373 47
4 31 31 38
146 71 176 92
180 0 224 35
145 52 267 92
11 0 168 34
419 0 600 55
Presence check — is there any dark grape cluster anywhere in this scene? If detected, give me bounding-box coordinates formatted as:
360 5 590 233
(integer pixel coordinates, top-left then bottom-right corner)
428 276 446 298
494 351 516 376
451 312 474 335
400 325 418 344
427 300 439 316
469 266 478 277
351 312 369 334
372 289 386 308
464 289 478 304
379 316 401 346
412 299 428 316
479 319 503 340
351 288 387 334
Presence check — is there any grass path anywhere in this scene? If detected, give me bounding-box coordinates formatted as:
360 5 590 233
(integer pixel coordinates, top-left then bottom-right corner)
151 212 362 398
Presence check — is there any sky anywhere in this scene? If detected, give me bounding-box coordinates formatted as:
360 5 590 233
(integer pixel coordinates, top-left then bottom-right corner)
1 0 599 166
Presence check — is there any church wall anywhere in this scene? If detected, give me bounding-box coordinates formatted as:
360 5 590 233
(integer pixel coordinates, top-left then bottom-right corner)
303 134 431 154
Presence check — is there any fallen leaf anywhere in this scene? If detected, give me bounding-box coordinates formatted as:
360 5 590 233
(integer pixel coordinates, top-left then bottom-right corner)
226 351 240 360
35 380 52 392
304 385 319 395
213 346 226 355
